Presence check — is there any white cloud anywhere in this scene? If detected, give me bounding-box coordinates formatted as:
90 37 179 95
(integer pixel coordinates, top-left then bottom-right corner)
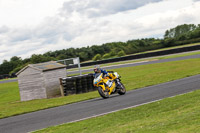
61 0 163 18
0 0 200 64
0 26 9 34
0 0 67 27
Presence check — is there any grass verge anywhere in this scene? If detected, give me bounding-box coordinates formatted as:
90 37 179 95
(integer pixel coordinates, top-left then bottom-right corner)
34 89 200 133
0 58 200 119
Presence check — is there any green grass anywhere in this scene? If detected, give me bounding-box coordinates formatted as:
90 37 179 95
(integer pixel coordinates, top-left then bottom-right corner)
34 89 200 133
0 58 200 119
67 50 200 72
0 82 19 104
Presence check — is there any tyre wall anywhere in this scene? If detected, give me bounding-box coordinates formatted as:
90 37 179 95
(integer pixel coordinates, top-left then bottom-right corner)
60 74 95 96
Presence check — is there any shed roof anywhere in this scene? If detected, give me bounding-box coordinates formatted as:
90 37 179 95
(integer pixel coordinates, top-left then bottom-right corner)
16 61 66 75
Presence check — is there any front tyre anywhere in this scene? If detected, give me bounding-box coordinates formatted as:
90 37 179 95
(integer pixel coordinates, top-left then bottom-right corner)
97 86 109 99
118 82 126 95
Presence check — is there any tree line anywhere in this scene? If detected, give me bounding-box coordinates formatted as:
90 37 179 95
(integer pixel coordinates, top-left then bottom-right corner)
0 23 200 76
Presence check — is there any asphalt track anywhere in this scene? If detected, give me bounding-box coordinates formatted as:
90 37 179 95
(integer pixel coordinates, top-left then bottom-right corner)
0 74 200 133
0 79 18 84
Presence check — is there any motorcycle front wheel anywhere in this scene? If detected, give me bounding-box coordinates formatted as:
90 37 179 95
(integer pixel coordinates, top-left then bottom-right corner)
117 82 126 95
97 86 109 99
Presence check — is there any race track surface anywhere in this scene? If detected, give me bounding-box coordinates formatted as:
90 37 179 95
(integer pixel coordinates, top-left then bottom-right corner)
0 74 200 133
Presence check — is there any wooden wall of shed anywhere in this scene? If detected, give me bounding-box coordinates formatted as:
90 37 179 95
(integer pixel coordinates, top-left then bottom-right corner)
43 68 66 98
17 67 46 101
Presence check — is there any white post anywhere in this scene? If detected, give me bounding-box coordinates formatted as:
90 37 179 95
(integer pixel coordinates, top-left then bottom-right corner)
77 57 82 75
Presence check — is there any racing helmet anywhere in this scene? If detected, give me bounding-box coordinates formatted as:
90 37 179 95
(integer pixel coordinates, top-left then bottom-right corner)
94 65 101 73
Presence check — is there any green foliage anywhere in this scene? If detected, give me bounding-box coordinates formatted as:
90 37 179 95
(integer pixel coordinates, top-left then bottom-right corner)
78 52 89 61
162 24 200 48
30 54 53 64
0 56 23 75
164 24 200 42
92 54 102 61
117 50 126 57
0 60 13 75
102 49 122 59
9 65 26 74
164 24 196 39
56 54 68 60
102 53 111 59
109 50 116 57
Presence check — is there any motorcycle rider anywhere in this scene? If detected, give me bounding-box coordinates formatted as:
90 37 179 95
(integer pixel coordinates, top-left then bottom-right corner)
93 65 108 77
93 65 121 87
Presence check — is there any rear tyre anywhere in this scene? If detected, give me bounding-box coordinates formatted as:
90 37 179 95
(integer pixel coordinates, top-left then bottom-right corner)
117 82 126 95
97 86 109 99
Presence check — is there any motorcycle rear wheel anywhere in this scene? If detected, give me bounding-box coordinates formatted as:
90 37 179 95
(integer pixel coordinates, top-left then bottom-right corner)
97 86 109 99
117 82 126 95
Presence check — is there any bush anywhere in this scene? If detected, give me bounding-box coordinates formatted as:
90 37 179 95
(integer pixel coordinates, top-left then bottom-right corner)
102 53 111 59
92 54 102 61
117 50 126 57
9 65 26 75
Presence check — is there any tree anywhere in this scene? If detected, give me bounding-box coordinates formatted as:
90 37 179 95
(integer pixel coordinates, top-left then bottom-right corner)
102 53 111 59
164 24 197 39
164 38 175 47
0 60 13 75
92 54 102 61
9 65 25 74
10 56 22 68
30 54 52 64
117 50 126 57
79 52 88 61
189 26 200 39
164 30 170 38
56 54 67 60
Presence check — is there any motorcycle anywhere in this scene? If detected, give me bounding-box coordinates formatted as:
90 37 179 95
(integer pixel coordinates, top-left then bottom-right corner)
93 71 126 98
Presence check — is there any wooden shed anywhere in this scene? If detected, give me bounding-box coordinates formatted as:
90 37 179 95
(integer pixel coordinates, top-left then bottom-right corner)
16 61 66 101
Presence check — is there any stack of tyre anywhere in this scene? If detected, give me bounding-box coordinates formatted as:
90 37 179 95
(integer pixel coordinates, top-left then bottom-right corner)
62 77 76 96
62 74 95 96
86 74 96 91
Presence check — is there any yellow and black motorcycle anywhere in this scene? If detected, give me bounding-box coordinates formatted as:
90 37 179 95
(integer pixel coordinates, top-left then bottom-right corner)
93 72 126 98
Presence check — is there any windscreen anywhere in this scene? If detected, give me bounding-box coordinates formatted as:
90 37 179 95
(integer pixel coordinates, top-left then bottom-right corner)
94 73 101 78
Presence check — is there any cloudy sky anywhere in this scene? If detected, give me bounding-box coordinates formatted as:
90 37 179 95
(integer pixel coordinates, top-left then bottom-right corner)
0 0 200 63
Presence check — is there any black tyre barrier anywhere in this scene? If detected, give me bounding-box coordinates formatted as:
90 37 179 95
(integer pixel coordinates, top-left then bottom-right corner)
87 82 94 91
81 76 88 93
75 76 82 94
86 76 94 91
60 73 95 96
